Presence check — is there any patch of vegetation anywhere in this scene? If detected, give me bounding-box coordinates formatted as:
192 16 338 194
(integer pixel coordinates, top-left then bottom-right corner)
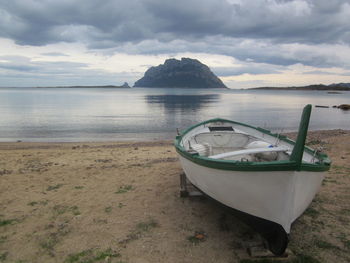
322 178 338 185
40 233 59 251
0 169 12 176
64 248 120 263
337 233 350 249
118 202 125 208
136 219 159 232
47 184 63 191
120 218 159 244
340 208 350 216
74 186 84 189
28 200 48 206
342 239 350 249
240 253 321 263
40 200 49 206
331 165 350 174
94 159 113 163
115 185 133 194
304 207 320 218
313 195 328 205
52 205 81 217
0 252 8 261
0 219 16 227
307 140 323 145
314 239 339 250
187 231 207 245
40 224 71 256
291 254 321 263
70 206 81 216
104 207 112 213
53 205 68 216
93 219 108 224
0 236 7 244
332 165 347 170
240 258 272 263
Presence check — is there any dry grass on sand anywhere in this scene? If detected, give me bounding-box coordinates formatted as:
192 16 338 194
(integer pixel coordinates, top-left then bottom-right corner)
0 130 349 263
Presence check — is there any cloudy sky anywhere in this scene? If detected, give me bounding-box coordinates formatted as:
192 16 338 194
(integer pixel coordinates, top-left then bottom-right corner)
1 0 350 89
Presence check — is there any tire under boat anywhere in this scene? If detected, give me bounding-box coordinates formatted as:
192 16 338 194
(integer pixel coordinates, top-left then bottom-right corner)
174 105 331 255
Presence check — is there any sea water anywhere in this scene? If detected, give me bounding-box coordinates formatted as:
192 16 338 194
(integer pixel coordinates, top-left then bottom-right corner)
0 87 349 142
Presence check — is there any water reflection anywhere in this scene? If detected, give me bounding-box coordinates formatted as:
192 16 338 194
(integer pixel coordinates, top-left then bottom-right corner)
1 87 350 142
145 94 220 112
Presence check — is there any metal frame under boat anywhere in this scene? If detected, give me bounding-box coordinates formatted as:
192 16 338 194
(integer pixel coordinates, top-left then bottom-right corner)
174 105 331 255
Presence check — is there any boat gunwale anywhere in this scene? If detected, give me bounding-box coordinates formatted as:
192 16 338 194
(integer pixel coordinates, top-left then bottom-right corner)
174 118 331 172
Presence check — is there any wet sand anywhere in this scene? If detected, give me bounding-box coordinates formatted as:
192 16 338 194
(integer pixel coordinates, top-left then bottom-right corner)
0 130 349 263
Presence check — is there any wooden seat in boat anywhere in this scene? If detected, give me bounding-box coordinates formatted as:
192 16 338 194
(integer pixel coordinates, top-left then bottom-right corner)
209 146 289 159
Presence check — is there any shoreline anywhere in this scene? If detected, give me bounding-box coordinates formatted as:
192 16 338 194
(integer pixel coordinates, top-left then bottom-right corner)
0 128 349 144
1 130 349 262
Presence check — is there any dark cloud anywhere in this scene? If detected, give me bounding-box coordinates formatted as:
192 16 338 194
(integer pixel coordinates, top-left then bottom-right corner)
1 0 349 47
108 37 346 69
0 0 153 45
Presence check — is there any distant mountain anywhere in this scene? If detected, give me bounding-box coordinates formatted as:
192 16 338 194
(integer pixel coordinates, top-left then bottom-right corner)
134 58 227 89
251 83 350 91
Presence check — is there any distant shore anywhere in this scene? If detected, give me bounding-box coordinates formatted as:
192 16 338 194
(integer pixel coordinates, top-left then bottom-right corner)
1 129 350 262
36 84 131 89
250 83 350 91
1 84 350 91
0 85 131 89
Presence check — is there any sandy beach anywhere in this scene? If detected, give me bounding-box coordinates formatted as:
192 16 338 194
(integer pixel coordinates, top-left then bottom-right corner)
0 130 349 263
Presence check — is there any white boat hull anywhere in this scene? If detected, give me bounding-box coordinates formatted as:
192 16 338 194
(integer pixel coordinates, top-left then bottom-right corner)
179 156 325 233
175 106 331 255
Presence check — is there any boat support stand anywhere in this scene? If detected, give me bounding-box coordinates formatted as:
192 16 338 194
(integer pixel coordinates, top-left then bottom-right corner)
179 173 203 197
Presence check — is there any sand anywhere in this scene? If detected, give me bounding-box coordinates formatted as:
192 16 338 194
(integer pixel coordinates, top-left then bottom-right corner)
0 130 349 263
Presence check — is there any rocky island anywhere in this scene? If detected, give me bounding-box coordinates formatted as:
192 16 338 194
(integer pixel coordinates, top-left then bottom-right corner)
134 58 227 89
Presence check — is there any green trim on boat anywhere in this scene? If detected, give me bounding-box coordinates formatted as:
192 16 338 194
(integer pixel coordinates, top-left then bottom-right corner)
290 104 312 170
174 107 331 172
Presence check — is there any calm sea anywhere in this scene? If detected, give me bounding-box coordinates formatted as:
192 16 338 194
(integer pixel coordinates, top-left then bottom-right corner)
0 87 349 142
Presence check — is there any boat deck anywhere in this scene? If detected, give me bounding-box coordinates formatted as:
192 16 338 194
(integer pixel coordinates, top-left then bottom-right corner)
186 130 290 162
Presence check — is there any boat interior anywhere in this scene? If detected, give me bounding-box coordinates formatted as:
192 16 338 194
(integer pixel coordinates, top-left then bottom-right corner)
184 127 291 162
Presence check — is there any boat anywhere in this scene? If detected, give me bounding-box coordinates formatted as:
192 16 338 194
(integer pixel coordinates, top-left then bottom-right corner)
174 104 331 255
